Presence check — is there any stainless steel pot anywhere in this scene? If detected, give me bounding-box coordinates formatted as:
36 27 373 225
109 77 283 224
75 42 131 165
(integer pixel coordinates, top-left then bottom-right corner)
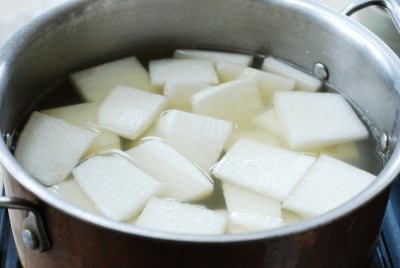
1 0 400 267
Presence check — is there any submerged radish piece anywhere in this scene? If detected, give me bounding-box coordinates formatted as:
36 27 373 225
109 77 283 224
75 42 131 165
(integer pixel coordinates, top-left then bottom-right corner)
173 49 253 67
273 91 369 149
152 109 233 170
212 138 316 201
283 154 375 217
15 112 96 186
73 153 162 221
70 56 157 102
98 86 167 140
126 138 213 201
136 198 227 235
163 81 209 111
149 58 219 86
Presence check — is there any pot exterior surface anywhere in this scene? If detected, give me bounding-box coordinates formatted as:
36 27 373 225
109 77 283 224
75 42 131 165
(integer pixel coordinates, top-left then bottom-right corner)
0 0 400 267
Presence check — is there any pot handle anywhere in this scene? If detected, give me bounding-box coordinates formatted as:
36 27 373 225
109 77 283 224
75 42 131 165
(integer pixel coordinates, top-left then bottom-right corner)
343 0 400 33
0 133 50 252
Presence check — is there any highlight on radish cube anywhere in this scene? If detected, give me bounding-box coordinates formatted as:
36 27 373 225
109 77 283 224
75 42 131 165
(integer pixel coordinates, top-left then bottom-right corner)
273 91 369 149
239 67 295 104
283 154 375 217
98 85 167 140
135 198 227 235
126 137 214 201
211 138 316 201
70 56 157 102
191 79 264 124
152 109 233 170
14 111 96 186
262 56 322 92
216 61 246 82
72 153 162 221
173 49 253 67
48 178 100 215
163 81 209 111
43 102 121 156
222 182 283 232
149 58 219 87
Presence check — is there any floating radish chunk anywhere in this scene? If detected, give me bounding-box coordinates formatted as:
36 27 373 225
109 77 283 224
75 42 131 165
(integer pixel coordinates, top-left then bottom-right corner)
252 108 285 139
212 138 316 200
283 154 375 217
152 110 233 170
126 138 213 201
262 57 322 92
222 183 283 232
149 59 219 86
273 91 369 149
70 57 157 102
282 209 303 226
48 178 100 215
173 49 253 67
163 81 209 111
72 153 162 221
14 112 96 186
216 61 245 82
191 79 264 123
98 86 167 140
135 198 227 235
224 125 280 151
43 102 120 156
239 67 295 104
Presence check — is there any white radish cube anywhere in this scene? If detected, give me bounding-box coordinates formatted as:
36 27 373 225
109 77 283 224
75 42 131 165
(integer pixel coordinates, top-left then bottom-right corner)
15 112 96 186
262 57 322 92
252 108 285 139
48 178 100 215
191 79 264 123
173 49 253 67
222 183 283 232
240 67 295 104
152 110 233 170
43 102 121 156
98 86 167 140
273 91 369 149
216 61 245 82
70 57 158 102
283 154 375 217
72 153 162 221
282 209 303 226
126 138 213 201
163 81 209 111
136 198 227 235
212 138 316 200
224 124 280 150
149 59 219 86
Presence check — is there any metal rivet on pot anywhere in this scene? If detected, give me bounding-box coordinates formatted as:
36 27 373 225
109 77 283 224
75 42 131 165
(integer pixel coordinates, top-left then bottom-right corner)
313 62 329 80
22 228 40 250
378 133 389 154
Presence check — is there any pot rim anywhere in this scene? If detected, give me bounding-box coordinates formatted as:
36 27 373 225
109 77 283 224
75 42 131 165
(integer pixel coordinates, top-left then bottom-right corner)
1 0 400 243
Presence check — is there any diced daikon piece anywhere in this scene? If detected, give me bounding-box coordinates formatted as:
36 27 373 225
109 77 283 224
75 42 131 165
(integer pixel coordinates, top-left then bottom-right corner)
282 209 303 226
216 61 245 82
15 112 96 186
70 57 158 102
212 138 316 200
262 57 321 92
252 108 285 139
98 86 167 140
191 79 264 123
152 110 233 170
163 81 209 111
239 67 295 104
173 49 253 67
42 102 121 156
48 178 100 215
135 198 227 235
149 59 219 86
223 183 283 232
126 138 213 201
283 154 375 217
72 153 162 221
273 91 369 149
309 142 360 164
224 124 280 150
